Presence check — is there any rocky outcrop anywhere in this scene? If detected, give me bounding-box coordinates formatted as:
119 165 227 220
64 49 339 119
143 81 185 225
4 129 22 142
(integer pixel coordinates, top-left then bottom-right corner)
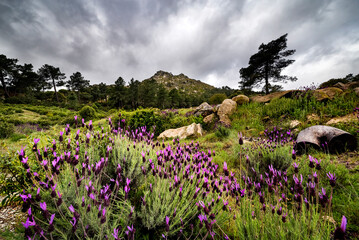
295 125 357 154
313 87 343 101
250 90 302 103
354 87 359 96
333 82 359 90
158 123 203 140
193 102 213 117
232 95 249 105
218 99 237 126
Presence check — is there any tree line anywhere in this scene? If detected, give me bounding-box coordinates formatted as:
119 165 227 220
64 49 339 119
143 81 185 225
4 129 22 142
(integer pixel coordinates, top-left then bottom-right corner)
0 54 237 110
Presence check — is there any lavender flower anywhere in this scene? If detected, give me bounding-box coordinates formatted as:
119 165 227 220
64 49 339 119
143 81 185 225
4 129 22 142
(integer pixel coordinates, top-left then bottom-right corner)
113 228 119 240
333 215 347 240
238 132 244 145
165 216 170 232
292 162 299 173
33 138 40 151
48 214 55 232
223 161 229 176
327 172 336 187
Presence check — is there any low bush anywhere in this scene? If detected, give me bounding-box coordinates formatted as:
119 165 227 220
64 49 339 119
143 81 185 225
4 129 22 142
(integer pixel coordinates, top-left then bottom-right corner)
79 105 97 120
0 121 15 138
215 126 230 139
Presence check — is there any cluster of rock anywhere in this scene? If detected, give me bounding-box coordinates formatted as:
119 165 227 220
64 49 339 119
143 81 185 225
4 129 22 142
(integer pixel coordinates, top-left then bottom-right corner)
194 95 249 126
157 84 358 141
158 95 249 140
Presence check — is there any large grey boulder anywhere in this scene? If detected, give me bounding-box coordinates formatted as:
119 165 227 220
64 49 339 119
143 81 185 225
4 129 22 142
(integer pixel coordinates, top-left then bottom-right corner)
294 125 357 154
193 102 213 117
158 123 203 140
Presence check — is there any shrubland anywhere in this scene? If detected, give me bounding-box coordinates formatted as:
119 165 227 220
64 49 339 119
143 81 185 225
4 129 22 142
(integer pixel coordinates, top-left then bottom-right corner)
0 87 358 239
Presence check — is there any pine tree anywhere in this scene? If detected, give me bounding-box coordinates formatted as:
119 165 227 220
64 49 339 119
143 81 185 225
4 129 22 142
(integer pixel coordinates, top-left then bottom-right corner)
239 34 297 94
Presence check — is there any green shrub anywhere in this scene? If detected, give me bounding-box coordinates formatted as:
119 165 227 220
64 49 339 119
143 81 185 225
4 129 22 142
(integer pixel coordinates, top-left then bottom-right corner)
79 105 97 120
128 109 164 136
209 93 227 104
0 121 15 138
215 125 230 139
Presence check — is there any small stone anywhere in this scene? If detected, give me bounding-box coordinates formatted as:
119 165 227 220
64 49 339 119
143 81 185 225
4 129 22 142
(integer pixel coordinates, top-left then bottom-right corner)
290 120 301 129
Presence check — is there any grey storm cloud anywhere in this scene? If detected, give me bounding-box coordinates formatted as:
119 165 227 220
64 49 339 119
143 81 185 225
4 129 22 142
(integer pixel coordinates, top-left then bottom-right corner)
0 0 358 89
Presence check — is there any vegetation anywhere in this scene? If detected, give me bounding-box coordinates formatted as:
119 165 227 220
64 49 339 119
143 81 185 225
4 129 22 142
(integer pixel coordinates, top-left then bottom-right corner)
239 34 297 94
0 71 358 239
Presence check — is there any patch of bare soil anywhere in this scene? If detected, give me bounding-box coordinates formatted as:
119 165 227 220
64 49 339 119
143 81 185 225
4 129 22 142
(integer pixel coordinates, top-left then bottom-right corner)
0 196 26 233
334 151 359 170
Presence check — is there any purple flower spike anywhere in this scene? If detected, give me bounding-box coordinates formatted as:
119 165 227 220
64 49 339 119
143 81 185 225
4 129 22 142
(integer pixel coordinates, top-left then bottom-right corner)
334 215 347 239
327 172 337 187
292 162 299 173
341 216 347 232
113 228 119 240
40 202 47 211
49 214 55 224
22 217 36 229
223 162 229 176
238 132 243 145
69 205 75 213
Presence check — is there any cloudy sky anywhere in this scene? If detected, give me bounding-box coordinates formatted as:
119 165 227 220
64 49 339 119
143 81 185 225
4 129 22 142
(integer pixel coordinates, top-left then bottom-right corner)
1 0 358 89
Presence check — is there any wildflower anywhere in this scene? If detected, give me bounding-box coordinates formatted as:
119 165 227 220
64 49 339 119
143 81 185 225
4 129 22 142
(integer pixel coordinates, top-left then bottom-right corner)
259 191 265 204
100 208 106 224
59 131 64 142
327 172 336 187
198 214 207 228
238 132 243 145
57 191 63 207
141 196 146 206
70 216 78 232
292 148 296 160
40 202 50 219
48 214 55 232
223 161 229 176
18 147 25 161
113 227 119 240
313 172 319 184
282 212 288 223
21 157 29 169
33 138 40 151
292 162 299 173
315 158 322 170
165 216 170 232
22 217 36 237
69 205 75 213
276 206 282 215
333 215 347 240
308 155 315 168
319 188 328 207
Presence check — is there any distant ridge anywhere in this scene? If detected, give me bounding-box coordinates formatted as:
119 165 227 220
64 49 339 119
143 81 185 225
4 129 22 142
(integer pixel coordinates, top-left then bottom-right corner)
143 70 215 94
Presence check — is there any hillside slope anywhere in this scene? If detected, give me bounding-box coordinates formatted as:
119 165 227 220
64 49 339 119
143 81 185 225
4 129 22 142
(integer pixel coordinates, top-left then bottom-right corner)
142 70 215 94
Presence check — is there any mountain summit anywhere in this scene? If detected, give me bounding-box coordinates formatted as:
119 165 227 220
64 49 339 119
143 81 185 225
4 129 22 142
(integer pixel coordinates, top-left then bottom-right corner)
143 70 215 94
